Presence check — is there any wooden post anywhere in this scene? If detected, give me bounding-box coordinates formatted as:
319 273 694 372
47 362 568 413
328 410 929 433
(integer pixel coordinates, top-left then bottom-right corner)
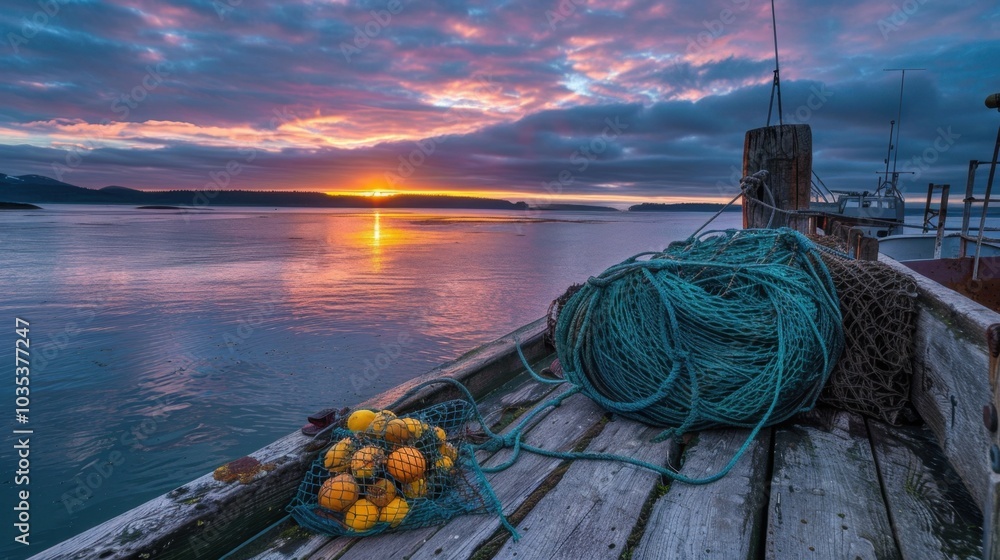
742 124 813 232
847 227 880 261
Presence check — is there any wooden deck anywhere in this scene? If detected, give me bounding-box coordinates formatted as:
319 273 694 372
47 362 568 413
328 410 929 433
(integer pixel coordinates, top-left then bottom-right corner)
234 364 983 560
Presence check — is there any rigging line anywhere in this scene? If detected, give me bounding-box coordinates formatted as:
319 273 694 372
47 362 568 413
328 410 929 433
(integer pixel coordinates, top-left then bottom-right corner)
771 0 783 126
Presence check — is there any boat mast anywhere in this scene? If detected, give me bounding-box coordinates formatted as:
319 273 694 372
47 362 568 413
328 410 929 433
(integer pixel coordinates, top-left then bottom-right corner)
880 68 925 196
881 119 896 192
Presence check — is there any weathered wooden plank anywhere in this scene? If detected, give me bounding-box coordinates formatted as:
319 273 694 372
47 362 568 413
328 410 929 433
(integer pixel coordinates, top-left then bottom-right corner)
880 255 999 514
766 409 900 560
492 419 677 560
868 419 983 560
305 537 353 560
29 319 549 560
633 427 772 560
247 531 330 560
406 393 607 560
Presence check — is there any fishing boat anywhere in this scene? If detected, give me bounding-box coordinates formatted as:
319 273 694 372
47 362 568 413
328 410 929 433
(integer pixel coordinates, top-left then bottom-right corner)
819 92 1000 314
29 113 1000 559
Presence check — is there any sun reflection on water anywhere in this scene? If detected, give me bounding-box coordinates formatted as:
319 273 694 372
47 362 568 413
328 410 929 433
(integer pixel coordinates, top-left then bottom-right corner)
371 210 382 272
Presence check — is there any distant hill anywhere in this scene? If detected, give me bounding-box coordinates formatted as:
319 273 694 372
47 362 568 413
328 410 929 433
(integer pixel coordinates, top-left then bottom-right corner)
533 204 619 212
628 202 741 212
0 174 530 210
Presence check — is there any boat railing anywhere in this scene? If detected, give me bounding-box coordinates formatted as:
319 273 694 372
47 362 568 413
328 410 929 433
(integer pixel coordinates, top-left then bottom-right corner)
921 183 950 259
965 97 1000 279
961 158 1000 279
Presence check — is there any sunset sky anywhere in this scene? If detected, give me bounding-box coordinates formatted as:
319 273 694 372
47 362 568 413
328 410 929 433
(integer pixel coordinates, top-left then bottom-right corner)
1 0 997 205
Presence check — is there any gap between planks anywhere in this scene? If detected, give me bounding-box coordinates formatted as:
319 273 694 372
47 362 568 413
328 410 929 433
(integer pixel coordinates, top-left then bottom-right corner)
632 427 773 560
766 408 899 560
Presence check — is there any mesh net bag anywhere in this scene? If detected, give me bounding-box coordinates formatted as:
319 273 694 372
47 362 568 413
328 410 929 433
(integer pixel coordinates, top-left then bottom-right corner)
288 399 504 536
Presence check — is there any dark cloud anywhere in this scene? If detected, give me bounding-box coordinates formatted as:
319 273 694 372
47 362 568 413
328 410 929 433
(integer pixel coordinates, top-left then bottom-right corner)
2 0 998 204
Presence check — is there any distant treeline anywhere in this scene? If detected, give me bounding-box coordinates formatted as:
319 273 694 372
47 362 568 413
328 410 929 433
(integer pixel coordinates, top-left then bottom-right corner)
628 202 741 212
0 174 528 210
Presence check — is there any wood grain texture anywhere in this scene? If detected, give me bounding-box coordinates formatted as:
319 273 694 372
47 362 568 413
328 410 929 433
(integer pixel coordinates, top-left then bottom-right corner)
766 409 900 560
908 302 992 510
742 124 813 232
868 419 983 560
880 254 999 514
28 319 549 560
493 419 677 560
633 428 772 560
247 532 332 560
406 393 607 560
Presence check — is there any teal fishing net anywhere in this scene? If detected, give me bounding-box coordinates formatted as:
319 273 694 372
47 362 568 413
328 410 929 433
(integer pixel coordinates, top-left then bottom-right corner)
554 228 844 440
288 399 506 537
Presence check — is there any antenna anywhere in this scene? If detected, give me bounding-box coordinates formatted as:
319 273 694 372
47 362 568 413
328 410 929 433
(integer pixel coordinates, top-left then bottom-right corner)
882 68 925 193
766 0 783 127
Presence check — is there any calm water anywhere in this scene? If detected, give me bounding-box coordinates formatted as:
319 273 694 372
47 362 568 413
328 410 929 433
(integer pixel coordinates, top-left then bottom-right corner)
0 205 740 556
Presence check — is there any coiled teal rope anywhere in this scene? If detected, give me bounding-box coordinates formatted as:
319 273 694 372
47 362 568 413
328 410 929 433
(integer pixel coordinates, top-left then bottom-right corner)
549 227 844 479
559 228 841 429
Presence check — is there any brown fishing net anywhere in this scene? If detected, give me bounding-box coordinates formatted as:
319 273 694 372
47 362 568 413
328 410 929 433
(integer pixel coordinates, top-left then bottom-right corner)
546 283 583 348
813 240 918 425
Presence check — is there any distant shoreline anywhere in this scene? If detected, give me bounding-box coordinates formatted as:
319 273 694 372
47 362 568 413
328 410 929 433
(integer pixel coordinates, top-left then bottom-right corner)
628 202 742 212
1 173 741 212
0 201 41 209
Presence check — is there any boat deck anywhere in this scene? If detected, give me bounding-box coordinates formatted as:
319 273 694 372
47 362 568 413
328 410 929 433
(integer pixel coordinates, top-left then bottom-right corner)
236 359 984 560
